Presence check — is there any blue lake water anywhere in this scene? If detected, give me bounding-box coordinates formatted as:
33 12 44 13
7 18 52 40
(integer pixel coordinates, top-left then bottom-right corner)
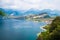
0 19 47 40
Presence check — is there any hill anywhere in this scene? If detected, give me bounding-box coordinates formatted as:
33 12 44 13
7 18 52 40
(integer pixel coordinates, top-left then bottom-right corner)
37 16 60 40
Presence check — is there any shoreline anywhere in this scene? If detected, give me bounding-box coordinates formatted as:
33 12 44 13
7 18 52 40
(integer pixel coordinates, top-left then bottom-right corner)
37 25 46 37
40 25 46 31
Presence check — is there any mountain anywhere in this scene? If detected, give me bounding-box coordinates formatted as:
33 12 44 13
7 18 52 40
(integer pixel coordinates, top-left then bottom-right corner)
0 8 60 17
0 8 24 16
24 8 40 14
39 9 60 17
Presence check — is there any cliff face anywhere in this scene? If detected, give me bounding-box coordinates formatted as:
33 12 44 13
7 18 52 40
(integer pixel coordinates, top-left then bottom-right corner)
37 16 60 40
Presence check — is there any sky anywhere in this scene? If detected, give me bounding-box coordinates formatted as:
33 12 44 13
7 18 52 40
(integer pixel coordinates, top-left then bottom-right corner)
0 0 60 11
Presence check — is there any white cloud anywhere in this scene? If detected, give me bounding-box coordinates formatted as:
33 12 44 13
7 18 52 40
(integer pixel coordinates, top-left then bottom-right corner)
23 0 41 4
0 0 60 10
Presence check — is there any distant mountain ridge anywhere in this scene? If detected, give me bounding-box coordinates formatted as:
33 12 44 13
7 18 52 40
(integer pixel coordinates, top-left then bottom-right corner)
0 8 60 17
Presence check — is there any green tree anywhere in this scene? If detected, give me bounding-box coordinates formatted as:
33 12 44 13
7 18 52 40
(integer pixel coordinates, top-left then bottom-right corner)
0 10 6 16
37 16 60 40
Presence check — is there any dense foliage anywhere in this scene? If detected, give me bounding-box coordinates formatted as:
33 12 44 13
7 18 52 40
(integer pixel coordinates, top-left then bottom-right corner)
37 16 60 40
0 10 6 16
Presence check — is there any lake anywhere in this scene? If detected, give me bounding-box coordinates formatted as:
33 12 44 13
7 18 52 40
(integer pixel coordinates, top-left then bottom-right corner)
0 18 47 40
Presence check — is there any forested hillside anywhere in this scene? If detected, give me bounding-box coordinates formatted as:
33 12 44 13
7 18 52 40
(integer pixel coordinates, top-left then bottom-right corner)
37 16 60 40
0 10 6 16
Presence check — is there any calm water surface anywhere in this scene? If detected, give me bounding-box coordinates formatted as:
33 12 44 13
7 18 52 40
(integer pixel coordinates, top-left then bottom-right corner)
0 19 47 40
